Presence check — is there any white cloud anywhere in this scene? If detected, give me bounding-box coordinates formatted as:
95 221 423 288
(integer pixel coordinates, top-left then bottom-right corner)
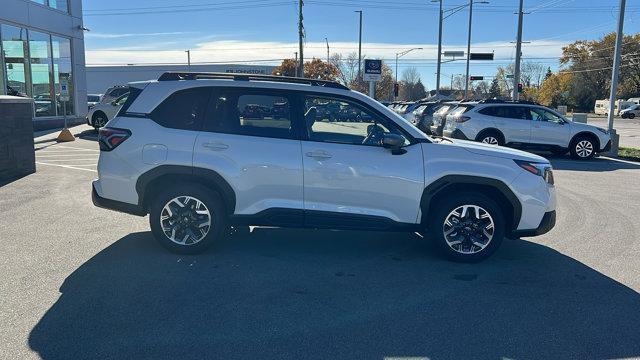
86 31 195 39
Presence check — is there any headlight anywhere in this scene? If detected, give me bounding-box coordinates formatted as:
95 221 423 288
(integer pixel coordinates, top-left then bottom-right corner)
596 127 609 134
514 160 554 185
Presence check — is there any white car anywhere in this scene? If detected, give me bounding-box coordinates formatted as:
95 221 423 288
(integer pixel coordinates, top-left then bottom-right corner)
620 104 640 119
92 72 556 262
443 100 612 159
87 94 102 110
86 93 128 130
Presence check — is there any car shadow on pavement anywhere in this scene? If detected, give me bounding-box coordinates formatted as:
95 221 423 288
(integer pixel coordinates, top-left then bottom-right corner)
29 229 640 359
77 129 99 141
548 156 640 172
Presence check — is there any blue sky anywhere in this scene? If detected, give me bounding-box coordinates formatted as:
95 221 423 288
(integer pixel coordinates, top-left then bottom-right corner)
82 0 639 89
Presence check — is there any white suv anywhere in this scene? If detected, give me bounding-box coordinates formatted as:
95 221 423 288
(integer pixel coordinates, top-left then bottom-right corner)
442 100 612 159
92 72 556 262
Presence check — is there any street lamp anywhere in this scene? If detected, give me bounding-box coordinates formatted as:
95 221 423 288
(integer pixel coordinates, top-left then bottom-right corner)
431 0 488 98
394 47 423 100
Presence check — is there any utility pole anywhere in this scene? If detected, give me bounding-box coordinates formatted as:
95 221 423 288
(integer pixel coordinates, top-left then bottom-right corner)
607 0 626 155
325 37 330 63
512 0 524 101
298 0 304 77
435 0 443 95
185 50 191 69
355 10 363 80
464 0 474 99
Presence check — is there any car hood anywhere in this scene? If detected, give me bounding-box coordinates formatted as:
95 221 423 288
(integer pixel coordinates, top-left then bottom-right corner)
443 138 549 162
569 121 607 133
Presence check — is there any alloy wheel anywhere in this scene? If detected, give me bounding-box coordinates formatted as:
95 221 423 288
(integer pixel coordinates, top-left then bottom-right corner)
575 140 594 158
481 136 499 145
160 196 211 245
442 205 494 255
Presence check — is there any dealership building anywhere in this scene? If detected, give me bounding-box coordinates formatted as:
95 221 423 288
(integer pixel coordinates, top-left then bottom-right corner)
1 0 87 128
85 64 277 94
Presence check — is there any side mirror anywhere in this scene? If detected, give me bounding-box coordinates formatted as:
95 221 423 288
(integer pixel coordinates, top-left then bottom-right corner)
381 133 407 155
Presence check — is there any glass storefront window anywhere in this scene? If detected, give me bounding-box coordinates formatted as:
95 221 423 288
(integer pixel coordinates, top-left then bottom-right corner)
52 36 73 116
29 31 55 117
30 0 68 13
1 24 29 98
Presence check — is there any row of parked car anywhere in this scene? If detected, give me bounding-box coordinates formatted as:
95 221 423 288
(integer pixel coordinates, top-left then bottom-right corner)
386 99 612 159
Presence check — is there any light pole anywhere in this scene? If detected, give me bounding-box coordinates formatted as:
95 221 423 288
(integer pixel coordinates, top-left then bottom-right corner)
355 10 363 80
394 47 423 100
325 37 330 63
432 0 444 96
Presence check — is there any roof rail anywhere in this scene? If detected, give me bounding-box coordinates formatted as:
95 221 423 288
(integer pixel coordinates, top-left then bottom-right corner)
479 98 541 105
157 71 350 90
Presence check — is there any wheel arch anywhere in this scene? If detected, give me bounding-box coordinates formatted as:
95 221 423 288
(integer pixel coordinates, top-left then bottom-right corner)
475 128 505 143
570 131 600 150
420 175 521 231
136 165 236 215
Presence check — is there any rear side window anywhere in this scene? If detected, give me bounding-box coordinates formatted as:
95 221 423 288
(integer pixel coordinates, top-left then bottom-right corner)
480 106 529 120
448 105 475 116
150 87 210 130
116 87 142 116
207 89 294 139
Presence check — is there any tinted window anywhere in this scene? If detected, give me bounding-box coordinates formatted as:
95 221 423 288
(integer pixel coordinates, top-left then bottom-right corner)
208 90 294 139
151 87 210 130
117 87 142 116
530 108 564 124
481 106 529 120
304 95 409 146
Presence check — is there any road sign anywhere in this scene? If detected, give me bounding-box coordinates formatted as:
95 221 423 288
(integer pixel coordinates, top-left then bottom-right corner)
506 74 514 79
469 53 494 61
363 59 382 82
59 80 70 102
469 76 484 81
443 51 464 58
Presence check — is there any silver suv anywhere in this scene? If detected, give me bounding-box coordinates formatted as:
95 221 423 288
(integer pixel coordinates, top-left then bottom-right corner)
442 100 611 159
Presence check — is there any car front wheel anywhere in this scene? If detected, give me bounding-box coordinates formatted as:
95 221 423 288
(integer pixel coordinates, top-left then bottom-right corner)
149 184 227 254
570 136 596 159
428 192 505 262
629 113 636 119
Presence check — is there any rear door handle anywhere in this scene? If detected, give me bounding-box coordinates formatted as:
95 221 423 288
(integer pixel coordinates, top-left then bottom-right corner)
202 142 229 151
305 150 332 159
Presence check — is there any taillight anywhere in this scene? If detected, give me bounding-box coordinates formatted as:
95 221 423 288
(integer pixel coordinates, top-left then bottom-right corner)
99 127 131 151
514 160 554 185
454 116 471 123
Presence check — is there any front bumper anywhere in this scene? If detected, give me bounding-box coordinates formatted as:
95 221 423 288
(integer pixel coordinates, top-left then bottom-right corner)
92 182 146 216
602 139 612 152
511 210 556 237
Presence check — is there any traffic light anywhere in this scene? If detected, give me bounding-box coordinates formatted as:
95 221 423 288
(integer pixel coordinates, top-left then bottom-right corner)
469 76 484 81
517 83 523 93
394 83 399 97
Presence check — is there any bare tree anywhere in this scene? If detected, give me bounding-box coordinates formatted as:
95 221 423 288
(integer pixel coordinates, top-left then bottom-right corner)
330 52 360 85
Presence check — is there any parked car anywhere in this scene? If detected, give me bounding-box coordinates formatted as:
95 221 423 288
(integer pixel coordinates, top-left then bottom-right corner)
442 99 612 159
620 104 640 119
92 72 556 262
86 92 129 130
100 85 129 104
87 94 102 110
429 101 460 135
410 101 444 133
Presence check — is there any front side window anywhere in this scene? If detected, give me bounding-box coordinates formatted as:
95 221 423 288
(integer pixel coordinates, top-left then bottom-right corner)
207 90 294 139
531 108 564 124
304 96 409 147
151 87 210 130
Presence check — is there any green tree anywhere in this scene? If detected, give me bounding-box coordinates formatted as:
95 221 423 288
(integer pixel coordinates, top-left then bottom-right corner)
489 78 501 98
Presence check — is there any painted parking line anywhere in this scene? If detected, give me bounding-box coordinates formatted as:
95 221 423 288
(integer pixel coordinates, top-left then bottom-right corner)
34 145 100 172
36 162 97 172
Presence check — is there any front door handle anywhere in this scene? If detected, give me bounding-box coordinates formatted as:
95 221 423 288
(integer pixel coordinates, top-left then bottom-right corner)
305 150 332 159
202 142 229 151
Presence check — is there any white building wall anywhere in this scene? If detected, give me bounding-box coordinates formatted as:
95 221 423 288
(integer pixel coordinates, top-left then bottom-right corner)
1 0 87 119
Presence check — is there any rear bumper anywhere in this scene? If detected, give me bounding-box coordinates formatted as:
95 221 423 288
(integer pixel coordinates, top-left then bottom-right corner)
92 182 146 216
511 210 556 237
443 129 470 140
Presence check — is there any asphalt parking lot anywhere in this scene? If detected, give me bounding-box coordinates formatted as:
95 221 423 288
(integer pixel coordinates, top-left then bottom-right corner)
1 125 640 359
586 115 640 148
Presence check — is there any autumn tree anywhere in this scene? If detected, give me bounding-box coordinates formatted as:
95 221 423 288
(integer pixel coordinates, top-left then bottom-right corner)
399 67 427 101
349 61 394 101
272 58 340 81
538 72 573 108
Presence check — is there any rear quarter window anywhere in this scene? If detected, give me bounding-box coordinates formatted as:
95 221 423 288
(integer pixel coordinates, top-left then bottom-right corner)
150 87 211 131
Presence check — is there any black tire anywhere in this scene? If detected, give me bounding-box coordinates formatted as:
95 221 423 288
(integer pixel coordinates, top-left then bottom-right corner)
92 112 108 130
629 113 636 119
569 135 596 160
149 183 227 254
427 192 505 262
477 130 504 146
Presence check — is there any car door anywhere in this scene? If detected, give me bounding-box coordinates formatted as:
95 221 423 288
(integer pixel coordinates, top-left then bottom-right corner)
529 107 571 146
193 87 304 224
300 94 424 227
487 106 531 143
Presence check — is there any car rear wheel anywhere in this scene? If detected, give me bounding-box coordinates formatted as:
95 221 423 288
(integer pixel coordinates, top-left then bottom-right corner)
428 192 505 262
629 113 636 119
570 136 596 159
149 184 227 254
92 112 108 130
